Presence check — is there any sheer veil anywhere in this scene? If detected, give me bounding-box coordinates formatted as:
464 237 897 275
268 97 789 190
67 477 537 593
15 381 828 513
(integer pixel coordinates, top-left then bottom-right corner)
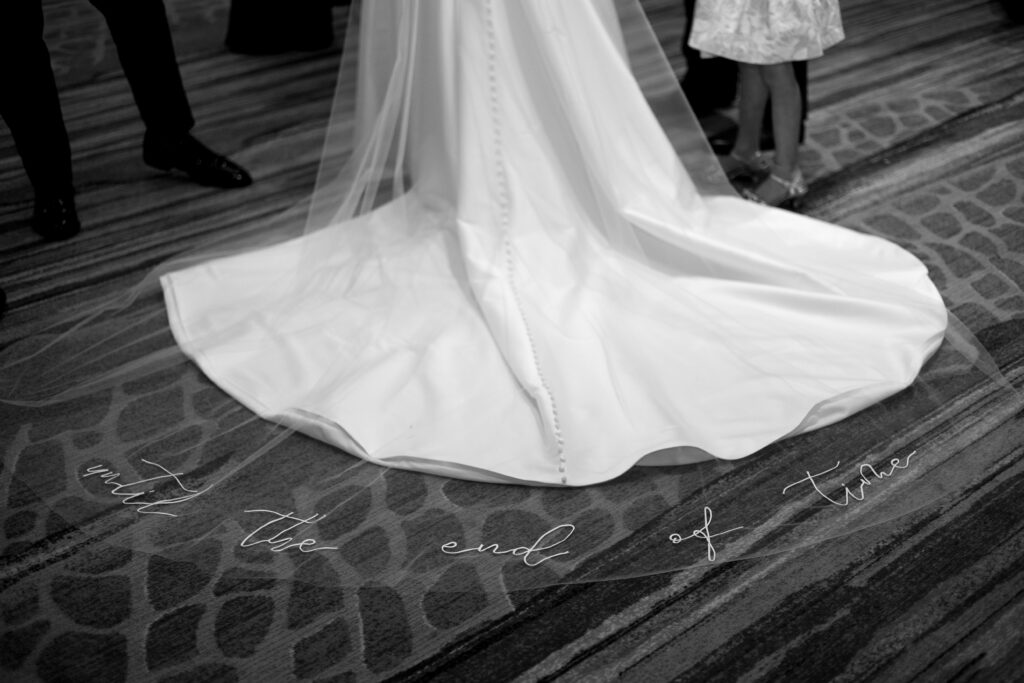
1 0 1020 595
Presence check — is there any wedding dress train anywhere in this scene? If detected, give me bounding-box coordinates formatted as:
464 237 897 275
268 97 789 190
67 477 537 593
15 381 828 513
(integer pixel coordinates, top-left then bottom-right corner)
160 0 946 486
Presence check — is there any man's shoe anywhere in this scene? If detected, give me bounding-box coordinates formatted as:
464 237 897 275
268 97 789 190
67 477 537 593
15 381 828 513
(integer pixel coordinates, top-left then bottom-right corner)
143 133 253 189
707 128 737 156
33 195 81 242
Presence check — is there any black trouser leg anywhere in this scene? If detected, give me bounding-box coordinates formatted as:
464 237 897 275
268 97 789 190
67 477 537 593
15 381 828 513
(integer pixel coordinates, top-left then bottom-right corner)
89 0 195 138
225 0 335 55
794 60 808 141
680 0 738 114
0 0 74 198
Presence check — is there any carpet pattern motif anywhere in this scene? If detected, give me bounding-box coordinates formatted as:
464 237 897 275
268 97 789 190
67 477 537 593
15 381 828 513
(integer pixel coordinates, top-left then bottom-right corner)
1 1 1023 681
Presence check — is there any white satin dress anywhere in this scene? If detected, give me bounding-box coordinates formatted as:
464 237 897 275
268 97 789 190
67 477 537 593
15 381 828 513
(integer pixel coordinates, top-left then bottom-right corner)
161 0 946 486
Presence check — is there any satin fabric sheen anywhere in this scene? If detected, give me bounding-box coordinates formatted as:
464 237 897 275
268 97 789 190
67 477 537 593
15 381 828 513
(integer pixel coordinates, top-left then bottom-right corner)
161 0 946 486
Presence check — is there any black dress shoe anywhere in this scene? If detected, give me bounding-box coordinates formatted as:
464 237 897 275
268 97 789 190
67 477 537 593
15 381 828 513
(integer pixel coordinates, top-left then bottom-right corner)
33 195 81 242
143 133 253 189
707 128 737 156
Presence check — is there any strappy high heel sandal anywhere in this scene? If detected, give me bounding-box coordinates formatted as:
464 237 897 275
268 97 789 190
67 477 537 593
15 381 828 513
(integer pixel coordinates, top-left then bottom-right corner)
719 150 771 179
741 167 807 210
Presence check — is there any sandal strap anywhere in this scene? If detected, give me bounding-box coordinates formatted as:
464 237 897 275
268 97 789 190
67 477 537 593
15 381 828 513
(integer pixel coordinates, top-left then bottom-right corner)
769 169 807 196
730 150 771 171
740 168 808 207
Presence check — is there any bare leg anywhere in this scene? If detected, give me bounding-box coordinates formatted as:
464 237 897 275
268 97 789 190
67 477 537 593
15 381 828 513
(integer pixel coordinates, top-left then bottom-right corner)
718 62 769 176
750 61 805 205
731 63 768 160
762 62 801 177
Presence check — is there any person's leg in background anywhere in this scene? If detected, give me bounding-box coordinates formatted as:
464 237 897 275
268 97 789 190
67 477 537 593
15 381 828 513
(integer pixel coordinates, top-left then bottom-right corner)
90 0 252 188
680 0 738 117
793 60 808 144
224 0 335 55
0 0 81 240
680 1 808 151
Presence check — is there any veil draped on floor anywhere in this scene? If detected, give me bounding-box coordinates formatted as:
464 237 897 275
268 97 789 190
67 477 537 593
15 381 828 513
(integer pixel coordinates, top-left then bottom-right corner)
1 0 1020 593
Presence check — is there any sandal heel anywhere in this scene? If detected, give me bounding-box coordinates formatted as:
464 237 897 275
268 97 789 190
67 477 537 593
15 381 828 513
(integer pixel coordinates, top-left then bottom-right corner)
741 168 807 209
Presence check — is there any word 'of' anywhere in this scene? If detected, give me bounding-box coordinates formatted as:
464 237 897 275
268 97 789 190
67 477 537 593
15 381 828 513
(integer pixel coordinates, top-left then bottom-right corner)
670 506 744 562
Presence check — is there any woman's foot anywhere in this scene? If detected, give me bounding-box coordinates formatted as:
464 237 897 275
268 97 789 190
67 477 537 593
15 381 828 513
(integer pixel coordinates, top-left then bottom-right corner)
718 149 771 179
742 165 807 209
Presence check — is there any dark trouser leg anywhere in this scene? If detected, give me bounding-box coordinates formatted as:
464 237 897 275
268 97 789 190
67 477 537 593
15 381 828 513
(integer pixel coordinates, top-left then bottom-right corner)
92 0 252 188
681 0 738 115
89 0 194 138
996 0 1024 23
225 0 335 55
795 61 808 115
794 60 808 141
0 0 74 198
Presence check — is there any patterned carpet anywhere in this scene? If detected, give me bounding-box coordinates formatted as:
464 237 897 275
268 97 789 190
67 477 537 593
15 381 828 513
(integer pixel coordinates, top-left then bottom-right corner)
1 1 1023 681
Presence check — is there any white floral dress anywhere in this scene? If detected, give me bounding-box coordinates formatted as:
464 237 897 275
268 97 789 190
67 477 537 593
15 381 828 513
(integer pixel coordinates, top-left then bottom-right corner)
689 0 844 64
